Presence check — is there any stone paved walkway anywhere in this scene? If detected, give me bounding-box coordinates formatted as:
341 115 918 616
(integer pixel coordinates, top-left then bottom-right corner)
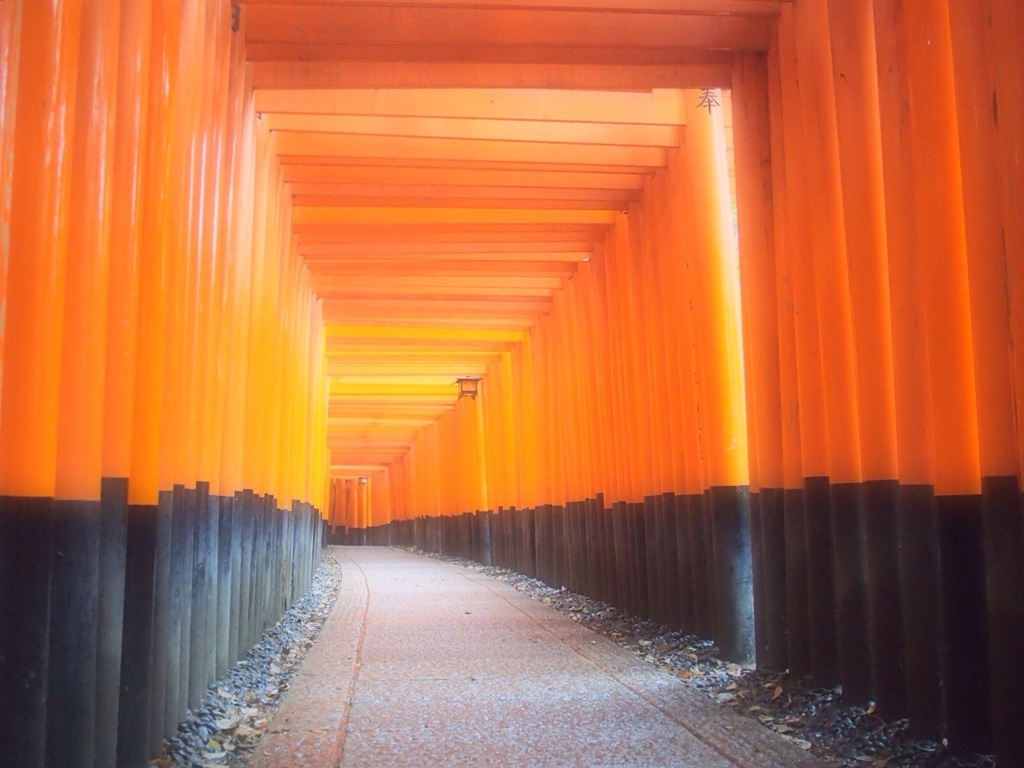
250 546 833 767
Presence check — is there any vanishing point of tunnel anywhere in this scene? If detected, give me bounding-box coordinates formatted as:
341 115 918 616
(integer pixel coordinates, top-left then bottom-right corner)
0 1 1021 766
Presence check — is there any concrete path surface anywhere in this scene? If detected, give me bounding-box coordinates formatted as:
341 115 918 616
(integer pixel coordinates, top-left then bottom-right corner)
250 547 831 767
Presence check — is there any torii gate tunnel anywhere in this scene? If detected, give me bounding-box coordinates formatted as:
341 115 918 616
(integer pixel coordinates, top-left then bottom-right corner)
0 1 1022 766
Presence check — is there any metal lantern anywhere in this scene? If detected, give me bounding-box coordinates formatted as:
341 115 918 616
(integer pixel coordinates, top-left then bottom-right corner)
455 376 481 400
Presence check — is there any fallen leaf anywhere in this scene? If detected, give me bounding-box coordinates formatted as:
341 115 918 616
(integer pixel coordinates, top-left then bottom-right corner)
771 685 784 701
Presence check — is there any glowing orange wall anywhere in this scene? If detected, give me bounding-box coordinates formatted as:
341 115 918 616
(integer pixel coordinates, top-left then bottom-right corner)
0 0 328 510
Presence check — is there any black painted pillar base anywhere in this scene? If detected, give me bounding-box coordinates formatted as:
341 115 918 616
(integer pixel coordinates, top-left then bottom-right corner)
480 510 492 567
898 485 943 740
216 495 233 678
709 486 754 663
863 479 905 719
643 496 660 624
96 478 128 768
984 479 1024 767
804 476 839 686
117 503 157 768
0 496 54 768
47 498 101 768
758 487 788 671
687 493 713 638
611 501 631 614
659 492 681 631
147 490 170 754
830 482 872 705
627 501 649 620
783 487 810 677
748 490 767 665
673 494 695 635
935 494 992 755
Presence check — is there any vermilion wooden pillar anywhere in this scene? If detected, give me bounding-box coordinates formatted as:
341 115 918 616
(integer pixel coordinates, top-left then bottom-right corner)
870 0 944 740
0 1 81 766
0 0 21 370
49 2 121 765
826 0 903 717
948 2 1024 762
683 88 752 663
99 4 152 750
902 0 990 753
774 4 839 687
732 52 787 672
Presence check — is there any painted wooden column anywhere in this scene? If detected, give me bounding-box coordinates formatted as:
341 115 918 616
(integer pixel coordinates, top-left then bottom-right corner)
682 88 752 663
947 1 1024 762
774 3 839 686
901 0 989 753
870 0 944 738
758 28 813 680
995 0 1024 497
990 6 1024 763
0 0 22 376
120 0 178 761
826 0 903 715
96 1 153 763
792 0 875 705
49 2 121 765
732 52 787 673
0 1 81 765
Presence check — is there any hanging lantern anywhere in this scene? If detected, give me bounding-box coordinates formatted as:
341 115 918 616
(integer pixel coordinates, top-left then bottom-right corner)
455 376 481 400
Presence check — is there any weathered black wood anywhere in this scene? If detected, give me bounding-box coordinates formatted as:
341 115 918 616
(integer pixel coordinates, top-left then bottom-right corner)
601 503 617 606
0 496 54 768
47 499 101 768
804 476 839 686
983 478 1024 767
96 477 128 768
481 510 493 566
748 490 769 665
659 492 681 631
611 501 631 614
117 503 157 768
709 485 755 663
863 479 905 719
643 496 662 624
897 484 943 740
588 501 602 600
204 495 220 686
759 488 788 670
551 505 566 588
543 505 556 585
216 495 232 677
229 492 244 664
149 487 175 752
783 487 811 676
830 481 872 704
175 486 196 722
936 493 992 754
188 482 211 708
598 505 614 606
524 506 537 578
687 493 712 638
237 489 255 656
673 494 695 634
629 501 649 620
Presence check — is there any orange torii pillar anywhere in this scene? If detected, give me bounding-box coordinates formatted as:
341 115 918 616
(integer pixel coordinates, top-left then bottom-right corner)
1 3 328 766
0 2 81 766
948 0 1024 762
681 90 753 663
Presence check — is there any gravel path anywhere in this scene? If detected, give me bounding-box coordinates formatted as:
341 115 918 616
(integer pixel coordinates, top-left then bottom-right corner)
151 546 995 768
411 549 995 768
